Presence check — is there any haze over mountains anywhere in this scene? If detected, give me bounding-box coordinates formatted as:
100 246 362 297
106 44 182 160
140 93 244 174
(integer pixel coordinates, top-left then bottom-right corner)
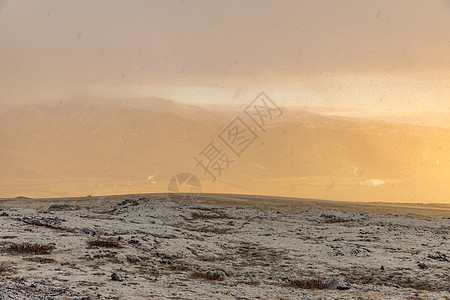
1 97 450 204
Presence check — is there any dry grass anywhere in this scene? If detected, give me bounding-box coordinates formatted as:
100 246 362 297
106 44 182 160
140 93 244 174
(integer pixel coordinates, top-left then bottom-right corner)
235 279 260 286
0 264 12 274
87 239 122 248
23 220 64 230
190 270 225 281
187 208 235 221
60 261 79 270
168 263 191 272
125 255 142 264
343 268 446 291
137 266 160 278
189 212 226 220
320 213 350 223
234 242 290 267
23 256 56 264
7 243 55 255
188 226 232 234
287 278 330 290
10 276 26 283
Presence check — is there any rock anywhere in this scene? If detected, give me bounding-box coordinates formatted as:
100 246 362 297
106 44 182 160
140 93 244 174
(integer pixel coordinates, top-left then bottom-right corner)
80 228 94 235
329 278 350 290
111 272 124 282
117 199 140 207
417 262 428 269
81 254 93 261
0 212 8 217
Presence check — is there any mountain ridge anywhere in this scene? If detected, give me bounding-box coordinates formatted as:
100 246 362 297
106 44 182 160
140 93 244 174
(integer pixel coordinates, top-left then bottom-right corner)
1 97 449 203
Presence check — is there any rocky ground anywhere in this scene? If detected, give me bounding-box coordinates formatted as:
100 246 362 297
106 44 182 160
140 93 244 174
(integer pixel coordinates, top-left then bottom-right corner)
0 195 449 299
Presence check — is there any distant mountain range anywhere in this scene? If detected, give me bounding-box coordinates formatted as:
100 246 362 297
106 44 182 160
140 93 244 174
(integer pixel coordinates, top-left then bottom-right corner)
1 97 450 203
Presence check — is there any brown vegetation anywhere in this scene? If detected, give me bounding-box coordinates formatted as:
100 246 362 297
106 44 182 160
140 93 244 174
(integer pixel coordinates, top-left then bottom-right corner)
7 243 55 255
343 268 446 291
0 264 12 274
168 263 191 272
23 220 64 231
87 239 122 248
188 211 232 220
287 278 330 289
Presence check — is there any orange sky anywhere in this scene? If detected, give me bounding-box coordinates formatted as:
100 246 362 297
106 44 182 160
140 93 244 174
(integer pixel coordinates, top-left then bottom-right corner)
1 0 450 110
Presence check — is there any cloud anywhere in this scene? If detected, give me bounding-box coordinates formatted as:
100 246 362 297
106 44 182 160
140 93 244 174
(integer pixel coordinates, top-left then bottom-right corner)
1 0 450 106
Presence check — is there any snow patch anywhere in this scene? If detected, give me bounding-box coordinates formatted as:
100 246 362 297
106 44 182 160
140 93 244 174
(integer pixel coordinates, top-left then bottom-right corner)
360 179 385 187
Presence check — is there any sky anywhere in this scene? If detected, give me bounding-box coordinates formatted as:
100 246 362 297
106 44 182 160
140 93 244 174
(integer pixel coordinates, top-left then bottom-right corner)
1 0 450 111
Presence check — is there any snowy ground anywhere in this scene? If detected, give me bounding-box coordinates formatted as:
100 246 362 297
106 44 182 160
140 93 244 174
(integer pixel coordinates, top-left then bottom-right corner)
0 196 449 299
